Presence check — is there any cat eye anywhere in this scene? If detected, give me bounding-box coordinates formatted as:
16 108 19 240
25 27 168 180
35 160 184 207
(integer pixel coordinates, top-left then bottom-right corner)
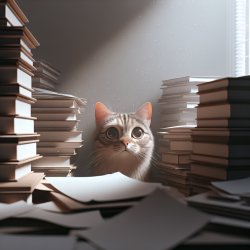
106 127 119 140
132 127 144 139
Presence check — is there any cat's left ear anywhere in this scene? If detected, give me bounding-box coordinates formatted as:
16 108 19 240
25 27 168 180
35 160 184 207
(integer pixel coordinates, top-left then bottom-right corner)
135 102 152 126
95 102 113 126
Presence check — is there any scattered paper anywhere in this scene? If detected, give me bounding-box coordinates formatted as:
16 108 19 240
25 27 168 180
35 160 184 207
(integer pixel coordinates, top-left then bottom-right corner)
46 172 162 203
211 177 250 195
0 201 33 220
35 201 64 213
77 189 210 250
16 207 104 228
185 231 250 245
0 234 77 250
74 241 98 250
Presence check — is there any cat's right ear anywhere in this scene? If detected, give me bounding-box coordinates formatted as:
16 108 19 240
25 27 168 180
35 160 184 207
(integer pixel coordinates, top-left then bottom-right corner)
95 102 112 126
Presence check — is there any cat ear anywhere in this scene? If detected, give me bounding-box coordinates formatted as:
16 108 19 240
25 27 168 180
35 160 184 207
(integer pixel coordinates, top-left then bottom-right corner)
95 102 113 126
135 102 152 126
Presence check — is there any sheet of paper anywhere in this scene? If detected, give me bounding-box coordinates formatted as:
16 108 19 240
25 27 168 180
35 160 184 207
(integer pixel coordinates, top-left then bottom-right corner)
211 177 250 195
185 231 250 245
16 206 104 228
46 172 162 202
74 241 97 250
0 234 77 250
77 189 211 250
35 201 64 213
0 201 33 220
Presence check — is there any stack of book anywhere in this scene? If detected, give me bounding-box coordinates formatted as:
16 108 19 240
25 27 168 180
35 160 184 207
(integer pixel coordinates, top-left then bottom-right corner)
159 76 217 128
190 76 250 194
32 60 60 91
31 88 87 176
0 0 44 203
186 177 250 221
155 76 217 195
155 125 194 196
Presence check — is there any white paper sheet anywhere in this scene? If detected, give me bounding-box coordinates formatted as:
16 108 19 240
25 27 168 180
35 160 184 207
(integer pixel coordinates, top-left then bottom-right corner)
0 234 77 250
46 172 162 202
16 207 104 228
0 201 33 220
77 189 211 250
35 201 64 212
211 177 250 195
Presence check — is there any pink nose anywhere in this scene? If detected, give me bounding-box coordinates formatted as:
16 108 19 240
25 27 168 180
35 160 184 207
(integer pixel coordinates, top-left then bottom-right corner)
121 137 130 146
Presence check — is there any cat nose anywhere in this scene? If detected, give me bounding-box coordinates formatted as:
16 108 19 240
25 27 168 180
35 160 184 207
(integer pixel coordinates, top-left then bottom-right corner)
121 137 130 146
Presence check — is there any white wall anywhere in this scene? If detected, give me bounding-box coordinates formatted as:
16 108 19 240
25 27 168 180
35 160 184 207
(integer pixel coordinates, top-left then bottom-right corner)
19 0 231 176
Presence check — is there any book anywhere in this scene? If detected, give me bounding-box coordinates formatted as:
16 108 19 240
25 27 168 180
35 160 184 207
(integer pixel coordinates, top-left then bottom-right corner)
32 165 76 177
199 89 250 104
0 83 33 98
0 65 32 88
38 141 83 148
31 107 80 114
0 172 44 192
0 162 30 181
161 82 199 95
33 88 87 108
192 128 250 143
0 96 33 116
0 140 38 161
0 134 39 143
34 120 79 131
197 118 250 128
34 60 61 79
159 93 199 103
0 26 39 49
190 162 250 180
198 76 250 93
186 191 250 220
192 141 250 158
159 101 197 109
0 36 31 53
0 47 34 66
161 151 190 164
32 112 77 121
0 58 36 73
32 156 71 167
0 0 29 27
33 98 82 108
39 131 82 142
0 115 35 134
191 153 250 167
197 103 250 119
162 76 218 87
0 155 41 181
37 147 76 156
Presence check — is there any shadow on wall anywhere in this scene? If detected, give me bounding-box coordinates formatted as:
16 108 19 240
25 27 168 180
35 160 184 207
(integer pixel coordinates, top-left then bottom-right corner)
20 0 154 75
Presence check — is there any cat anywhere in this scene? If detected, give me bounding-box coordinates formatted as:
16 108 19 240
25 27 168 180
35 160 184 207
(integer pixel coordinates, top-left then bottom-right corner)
90 102 154 181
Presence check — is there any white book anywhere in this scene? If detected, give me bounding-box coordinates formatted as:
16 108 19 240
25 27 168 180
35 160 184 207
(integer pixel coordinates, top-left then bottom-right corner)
0 162 31 181
162 76 217 87
0 116 35 134
0 141 37 161
0 84 33 98
37 147 76 156
0 49 34 66
32 112 77 121
0 96 32 116
0 4 24 26
0 67 32 89
32 156 71 167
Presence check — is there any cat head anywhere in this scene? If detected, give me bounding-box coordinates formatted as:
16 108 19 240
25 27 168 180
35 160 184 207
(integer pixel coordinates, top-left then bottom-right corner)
93 102 154 179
